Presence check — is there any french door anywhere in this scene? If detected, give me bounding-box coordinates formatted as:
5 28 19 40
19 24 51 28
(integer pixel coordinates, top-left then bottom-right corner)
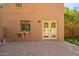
42 20 57 39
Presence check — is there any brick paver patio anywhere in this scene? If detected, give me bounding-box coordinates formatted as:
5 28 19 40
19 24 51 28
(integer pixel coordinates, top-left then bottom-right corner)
0 40 79 56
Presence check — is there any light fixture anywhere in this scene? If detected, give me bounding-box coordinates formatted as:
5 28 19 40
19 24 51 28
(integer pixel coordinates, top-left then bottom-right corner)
38 20 41 23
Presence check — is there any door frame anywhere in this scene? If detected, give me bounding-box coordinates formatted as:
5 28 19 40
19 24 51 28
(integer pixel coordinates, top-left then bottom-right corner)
42 20 58 40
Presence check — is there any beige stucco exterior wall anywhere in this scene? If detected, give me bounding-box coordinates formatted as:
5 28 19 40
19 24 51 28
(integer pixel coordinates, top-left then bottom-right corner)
1 3 64 41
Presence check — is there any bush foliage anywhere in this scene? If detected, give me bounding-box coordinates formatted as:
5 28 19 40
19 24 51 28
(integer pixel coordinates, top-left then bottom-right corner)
64 7 79 38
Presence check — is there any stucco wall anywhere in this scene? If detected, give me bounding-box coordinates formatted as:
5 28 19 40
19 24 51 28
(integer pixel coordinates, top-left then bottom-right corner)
2 3 64 41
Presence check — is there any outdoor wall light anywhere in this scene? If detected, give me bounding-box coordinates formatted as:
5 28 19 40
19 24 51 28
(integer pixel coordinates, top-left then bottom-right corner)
38 20 41 23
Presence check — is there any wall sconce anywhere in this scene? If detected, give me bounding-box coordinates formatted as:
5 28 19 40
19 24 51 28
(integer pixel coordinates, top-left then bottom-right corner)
38 20 41 23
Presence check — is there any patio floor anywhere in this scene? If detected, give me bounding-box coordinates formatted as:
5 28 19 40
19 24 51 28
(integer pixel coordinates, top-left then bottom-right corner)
0 40 79 56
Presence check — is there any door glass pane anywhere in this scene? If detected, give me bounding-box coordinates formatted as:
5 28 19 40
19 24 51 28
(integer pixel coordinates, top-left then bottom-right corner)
44 22 48 28
51 22 56 28
44 35 49 38
51 34 56 38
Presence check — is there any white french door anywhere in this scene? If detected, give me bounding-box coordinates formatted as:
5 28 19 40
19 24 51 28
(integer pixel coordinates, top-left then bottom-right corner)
42 20 57 39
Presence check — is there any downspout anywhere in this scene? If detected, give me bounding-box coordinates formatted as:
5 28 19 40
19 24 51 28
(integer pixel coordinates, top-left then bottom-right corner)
1 5 3 42
0 3 4 42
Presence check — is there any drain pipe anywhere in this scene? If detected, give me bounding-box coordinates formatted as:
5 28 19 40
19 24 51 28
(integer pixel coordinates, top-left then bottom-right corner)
0 3 4 42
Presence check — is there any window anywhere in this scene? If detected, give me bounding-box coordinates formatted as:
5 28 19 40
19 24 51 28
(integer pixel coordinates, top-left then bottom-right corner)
21 20 30 32
16 3 22 7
